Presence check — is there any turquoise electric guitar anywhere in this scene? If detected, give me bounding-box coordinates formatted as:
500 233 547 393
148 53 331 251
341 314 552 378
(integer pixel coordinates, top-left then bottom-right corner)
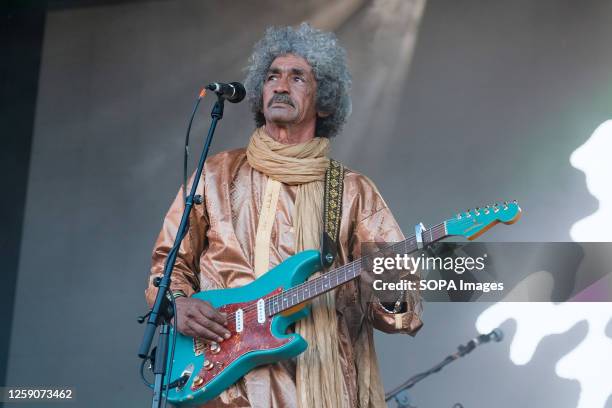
159 201 521 405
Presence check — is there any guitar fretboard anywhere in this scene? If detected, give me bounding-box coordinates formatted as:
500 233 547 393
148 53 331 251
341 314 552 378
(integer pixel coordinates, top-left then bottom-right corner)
266 221 448 316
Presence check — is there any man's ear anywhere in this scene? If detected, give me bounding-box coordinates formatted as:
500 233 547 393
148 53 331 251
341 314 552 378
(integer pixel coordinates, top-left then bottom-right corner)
317 111 331 118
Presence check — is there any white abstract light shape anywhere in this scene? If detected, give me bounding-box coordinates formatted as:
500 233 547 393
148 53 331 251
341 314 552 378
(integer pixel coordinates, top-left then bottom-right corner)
476 120 612 408
477 302 612 408
476 271 575 365
570 120 612 242
556 305 612 408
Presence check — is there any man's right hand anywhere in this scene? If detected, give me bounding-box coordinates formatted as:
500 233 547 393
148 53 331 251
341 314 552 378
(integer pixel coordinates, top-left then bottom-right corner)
174 297 231 342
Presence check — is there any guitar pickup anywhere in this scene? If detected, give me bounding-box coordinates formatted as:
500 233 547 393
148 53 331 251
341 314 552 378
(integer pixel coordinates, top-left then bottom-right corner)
236 309 244 333
257 299 266 323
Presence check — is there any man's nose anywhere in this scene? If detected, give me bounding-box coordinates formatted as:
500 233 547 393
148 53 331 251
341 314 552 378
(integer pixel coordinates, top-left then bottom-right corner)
272 76 290 94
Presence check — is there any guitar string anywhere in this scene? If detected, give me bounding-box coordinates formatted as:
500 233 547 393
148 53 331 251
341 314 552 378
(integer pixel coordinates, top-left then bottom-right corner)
219 208 508 326
222 232 425 325
220 228 445 330
221 212 497 327
263 222 447 310
223 222 447 326
221 222 448 326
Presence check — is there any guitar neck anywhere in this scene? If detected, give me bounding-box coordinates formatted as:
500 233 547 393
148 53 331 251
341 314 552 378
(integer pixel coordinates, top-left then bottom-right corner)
266 221 448 316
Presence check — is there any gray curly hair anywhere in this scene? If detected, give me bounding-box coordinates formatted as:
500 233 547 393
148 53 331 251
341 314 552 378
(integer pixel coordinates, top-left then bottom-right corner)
244 23 352 138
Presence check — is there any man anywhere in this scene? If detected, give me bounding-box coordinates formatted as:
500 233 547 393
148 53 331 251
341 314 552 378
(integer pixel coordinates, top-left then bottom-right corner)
146 23 422 408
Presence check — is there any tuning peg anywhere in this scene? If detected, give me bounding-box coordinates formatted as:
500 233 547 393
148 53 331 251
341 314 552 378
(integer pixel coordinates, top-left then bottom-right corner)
484 208 490 214
466 209 471 217
503 201 509 209
512 199 517 204
475 207 481 215
457 213 462 219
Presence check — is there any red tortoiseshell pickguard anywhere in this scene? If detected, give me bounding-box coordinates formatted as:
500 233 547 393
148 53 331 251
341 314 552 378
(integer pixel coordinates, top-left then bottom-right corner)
190 288 288 391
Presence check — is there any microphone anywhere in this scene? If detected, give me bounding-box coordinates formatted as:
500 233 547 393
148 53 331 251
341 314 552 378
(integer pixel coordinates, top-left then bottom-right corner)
470 328 503 347
457 328 503 356
206 82 246 103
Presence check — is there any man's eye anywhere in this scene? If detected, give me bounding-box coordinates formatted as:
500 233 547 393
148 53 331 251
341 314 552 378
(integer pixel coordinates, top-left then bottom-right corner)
294 76 305 82
266 75 277 81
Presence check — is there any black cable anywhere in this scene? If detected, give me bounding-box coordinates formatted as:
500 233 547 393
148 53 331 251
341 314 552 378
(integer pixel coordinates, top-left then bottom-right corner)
183 91 205 206
138 239 183 404
161 292 178 408
159 88 204 407
141 88 210 406
140 356 154 389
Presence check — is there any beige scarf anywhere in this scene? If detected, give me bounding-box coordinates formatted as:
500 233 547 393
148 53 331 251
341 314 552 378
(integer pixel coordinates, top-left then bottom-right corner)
246 127 347 408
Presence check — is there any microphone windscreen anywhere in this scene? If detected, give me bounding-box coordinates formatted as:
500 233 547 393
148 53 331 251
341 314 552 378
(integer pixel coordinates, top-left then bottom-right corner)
491 328 504 342
229 82 246 103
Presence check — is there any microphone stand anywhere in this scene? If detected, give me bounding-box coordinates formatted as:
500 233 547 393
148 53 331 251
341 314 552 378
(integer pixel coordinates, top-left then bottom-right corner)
385 331 500 408
137 96 225 408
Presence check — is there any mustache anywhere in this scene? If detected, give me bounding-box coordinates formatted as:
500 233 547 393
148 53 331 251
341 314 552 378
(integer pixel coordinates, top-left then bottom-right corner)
268 94 295 108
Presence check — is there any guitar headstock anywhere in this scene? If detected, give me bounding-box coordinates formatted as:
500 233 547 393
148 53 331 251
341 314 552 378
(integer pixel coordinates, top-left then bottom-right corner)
445 201 522 240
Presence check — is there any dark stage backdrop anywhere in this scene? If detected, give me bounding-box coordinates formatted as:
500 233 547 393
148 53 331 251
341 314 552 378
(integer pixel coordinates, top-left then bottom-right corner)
6 1 612 407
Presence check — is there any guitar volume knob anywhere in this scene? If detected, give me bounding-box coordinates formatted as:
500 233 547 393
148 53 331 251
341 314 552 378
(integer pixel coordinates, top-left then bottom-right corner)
209 341 221 354
204 359 214 370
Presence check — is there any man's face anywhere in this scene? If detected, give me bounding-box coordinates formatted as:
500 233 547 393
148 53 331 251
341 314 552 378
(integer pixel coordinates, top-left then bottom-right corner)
262 54 318 128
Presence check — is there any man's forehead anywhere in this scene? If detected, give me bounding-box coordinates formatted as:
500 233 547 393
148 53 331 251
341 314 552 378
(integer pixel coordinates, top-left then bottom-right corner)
268 54 313 73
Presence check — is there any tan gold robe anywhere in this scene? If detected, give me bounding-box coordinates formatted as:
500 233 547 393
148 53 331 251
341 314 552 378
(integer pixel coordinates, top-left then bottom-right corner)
146 148 422 407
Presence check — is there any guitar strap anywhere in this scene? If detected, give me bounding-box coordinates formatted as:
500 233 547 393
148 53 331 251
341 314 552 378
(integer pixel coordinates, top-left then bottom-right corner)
321 158 345 268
